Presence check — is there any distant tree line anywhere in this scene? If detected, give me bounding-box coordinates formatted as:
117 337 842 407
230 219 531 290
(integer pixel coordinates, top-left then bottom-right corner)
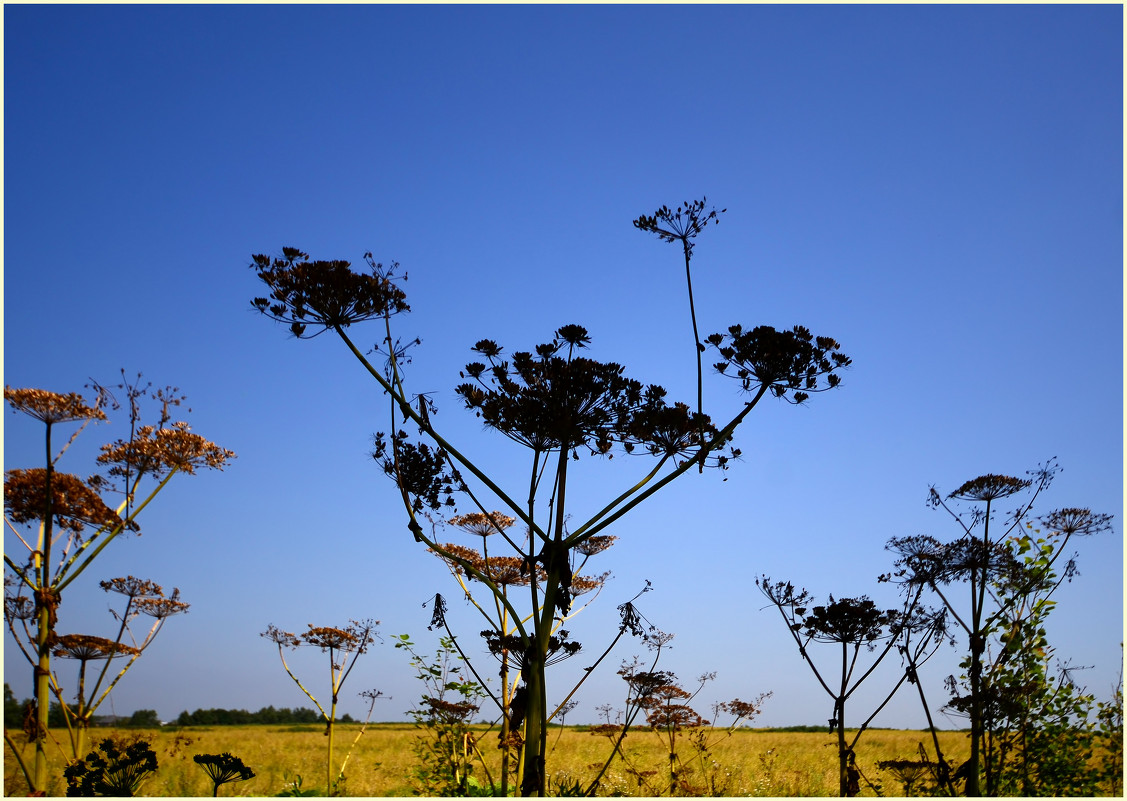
174 705 355 726
4 684 161 728
4 685 354 729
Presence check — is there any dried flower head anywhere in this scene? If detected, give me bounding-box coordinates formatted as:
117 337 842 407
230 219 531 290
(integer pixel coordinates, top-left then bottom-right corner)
98 422 234 478
1037 507 1113 537
4 387 106 424
134 589 189 619
480 556 532 587
707 324 851 404
4 468 128 533
262 624 300 648
633 198 726 257
573 535 617 557
53 634 141 661
100 577 163 599
193 753 256 788
948 474 1030 502
5 595 35 621
251 248 410 338
449 511 516 537
299 620 376 654
569 572 610 597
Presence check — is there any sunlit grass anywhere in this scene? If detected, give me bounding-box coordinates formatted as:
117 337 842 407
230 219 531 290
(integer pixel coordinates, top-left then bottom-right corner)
5 724 974 796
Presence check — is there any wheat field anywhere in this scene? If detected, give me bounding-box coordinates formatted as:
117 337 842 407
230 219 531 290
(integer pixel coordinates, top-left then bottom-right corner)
5 724 973 796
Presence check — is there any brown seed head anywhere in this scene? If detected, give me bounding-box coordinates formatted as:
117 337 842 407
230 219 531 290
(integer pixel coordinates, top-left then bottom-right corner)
4 387 106 424
4 469 128 533
53 634 141 661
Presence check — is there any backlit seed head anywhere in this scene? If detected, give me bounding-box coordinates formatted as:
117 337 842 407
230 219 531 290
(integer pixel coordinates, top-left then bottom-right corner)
4 387 107 424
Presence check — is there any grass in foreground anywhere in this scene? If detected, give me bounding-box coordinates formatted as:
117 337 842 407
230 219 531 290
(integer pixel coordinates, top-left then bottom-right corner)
6 724 971 796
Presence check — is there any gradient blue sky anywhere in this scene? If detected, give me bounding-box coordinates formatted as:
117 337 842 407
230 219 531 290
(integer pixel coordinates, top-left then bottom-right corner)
4 5 1122 730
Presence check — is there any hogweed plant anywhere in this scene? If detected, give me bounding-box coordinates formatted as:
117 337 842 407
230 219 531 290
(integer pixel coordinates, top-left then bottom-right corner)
757 578 945 797
2 375 233 794
261 619 379 796
886 460 1112 796
249 200 851 795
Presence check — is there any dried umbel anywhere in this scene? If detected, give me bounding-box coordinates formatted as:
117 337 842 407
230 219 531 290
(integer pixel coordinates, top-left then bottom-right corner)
1037 507 1113 537
134 590 189 620
53 634 141 661
633 198 726 258
707 324 851 404
795 597 900 646
4 387 106 425
449 511 516 537
194 752 256 795
949 474 1031 502
4 468 127 533
98 421 235 478
251 248 410 338
100 577 163 600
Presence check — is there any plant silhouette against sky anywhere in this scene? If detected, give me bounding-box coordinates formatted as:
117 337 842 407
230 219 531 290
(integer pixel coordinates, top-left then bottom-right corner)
250 200 851 795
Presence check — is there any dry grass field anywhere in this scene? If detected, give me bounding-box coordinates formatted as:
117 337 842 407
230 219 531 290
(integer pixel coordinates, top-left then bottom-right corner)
5 724 972 796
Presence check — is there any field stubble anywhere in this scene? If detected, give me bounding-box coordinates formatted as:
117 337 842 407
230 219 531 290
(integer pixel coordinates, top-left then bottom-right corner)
4 724 969 796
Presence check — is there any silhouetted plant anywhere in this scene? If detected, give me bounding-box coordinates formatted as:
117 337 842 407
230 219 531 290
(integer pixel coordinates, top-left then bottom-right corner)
63 736 158 796
757 578 938 797
261 619 379 796
2 376 232 794
249 200 850 795
194 752 256 797
886 460 1113 796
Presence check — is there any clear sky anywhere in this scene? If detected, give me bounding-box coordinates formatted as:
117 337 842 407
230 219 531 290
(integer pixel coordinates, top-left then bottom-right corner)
4 5 1122 730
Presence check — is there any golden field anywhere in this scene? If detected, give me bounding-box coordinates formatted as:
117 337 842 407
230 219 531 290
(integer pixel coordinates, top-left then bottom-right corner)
4 724 971 797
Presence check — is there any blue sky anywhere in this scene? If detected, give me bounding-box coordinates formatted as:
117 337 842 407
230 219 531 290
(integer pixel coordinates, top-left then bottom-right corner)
4 5 1122 730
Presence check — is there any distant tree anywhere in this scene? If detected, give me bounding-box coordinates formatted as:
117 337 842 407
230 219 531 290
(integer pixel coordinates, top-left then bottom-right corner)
126 709 161 728
249 199 851 795
4 684 25 729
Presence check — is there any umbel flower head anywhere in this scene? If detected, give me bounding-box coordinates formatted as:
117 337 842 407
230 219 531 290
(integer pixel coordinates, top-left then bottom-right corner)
1037 507 1114 537
449 511 516 537
948 474 1031 502
53 634 141 661
4 468 129 533
194 752 256 791
4 387 107 425
98 421 235 478
706 324 851 404
633 198 726 257
456 325 719 460
250 248 410 338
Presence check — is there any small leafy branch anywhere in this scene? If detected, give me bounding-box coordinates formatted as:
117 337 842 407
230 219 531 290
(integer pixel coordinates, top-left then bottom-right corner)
395 632 492 795
2 375 233 794
261 619 380 796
